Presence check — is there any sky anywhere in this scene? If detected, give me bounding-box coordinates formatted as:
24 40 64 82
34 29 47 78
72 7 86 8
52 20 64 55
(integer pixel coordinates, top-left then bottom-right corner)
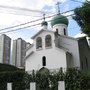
0 0 88 43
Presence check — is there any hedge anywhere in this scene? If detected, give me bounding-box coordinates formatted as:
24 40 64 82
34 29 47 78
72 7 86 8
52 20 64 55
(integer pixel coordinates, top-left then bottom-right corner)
0 68 90 90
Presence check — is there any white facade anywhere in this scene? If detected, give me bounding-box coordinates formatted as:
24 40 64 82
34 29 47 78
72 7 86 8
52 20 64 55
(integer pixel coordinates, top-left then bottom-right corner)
25 18 90 72
25 30 71 72
53 24 68 36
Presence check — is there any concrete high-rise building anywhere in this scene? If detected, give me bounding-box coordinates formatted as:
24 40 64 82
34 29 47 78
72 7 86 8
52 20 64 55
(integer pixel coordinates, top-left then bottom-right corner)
12 38 28 68
0 34 11 64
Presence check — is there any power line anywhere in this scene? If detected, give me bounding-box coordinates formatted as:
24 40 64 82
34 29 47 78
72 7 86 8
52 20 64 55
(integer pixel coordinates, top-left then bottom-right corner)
0 23 41 34
0 5 45 13
0 9 74 31
0 5 55 16
70 0 84 3
0 11 42 17
0 13 75 34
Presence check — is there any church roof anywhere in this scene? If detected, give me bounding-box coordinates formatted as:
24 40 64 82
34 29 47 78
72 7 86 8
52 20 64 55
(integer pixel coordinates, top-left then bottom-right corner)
25 51 34 60
31 29 54 39
51 14 69 27
58 34 78 41
26 44 34 51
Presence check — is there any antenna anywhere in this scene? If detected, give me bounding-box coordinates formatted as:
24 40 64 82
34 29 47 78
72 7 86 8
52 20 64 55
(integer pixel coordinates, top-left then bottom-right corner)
56 2 61 14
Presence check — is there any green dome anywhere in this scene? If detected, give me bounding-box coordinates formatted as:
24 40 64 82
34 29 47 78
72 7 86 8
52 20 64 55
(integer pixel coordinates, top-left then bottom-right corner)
41 21 48 26
51 14 69 27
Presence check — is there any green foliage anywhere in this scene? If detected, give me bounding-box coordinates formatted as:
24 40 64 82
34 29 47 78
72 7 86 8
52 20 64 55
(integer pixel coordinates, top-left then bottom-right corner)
0 63 19 72
0 68 90 90
0 71 25 90
73 2 90 36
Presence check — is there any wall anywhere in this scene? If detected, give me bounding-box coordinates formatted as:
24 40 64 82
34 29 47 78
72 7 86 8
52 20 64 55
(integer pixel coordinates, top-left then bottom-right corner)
25 30 67 72
57 35 80 68
0 34 11 64
53 24 68 36
78 37 90 70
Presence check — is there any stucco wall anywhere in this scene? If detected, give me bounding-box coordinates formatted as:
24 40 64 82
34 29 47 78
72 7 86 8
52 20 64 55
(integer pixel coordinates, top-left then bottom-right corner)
26 47 67 71
57 35 80 68
53 24 68 36
25 31 67 72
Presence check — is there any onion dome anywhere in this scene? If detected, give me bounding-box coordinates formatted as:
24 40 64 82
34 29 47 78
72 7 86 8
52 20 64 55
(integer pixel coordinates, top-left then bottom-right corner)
41 21 48 26
51 14 69 27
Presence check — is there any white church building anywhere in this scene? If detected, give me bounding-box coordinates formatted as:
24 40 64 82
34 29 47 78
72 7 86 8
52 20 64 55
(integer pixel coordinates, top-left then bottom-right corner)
25 13 90 73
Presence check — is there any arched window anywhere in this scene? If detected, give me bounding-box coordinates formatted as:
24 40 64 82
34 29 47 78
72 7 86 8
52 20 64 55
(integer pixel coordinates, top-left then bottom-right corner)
42 56 46 66
45 35 52 47
64 28 66 35
36 37 42 49
56 29 58 34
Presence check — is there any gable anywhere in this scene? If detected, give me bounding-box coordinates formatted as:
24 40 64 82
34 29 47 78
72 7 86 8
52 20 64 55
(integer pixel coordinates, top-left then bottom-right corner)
31 29 54 39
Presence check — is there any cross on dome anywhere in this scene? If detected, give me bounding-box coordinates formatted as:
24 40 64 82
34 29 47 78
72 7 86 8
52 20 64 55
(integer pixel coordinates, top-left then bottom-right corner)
56 2 61 14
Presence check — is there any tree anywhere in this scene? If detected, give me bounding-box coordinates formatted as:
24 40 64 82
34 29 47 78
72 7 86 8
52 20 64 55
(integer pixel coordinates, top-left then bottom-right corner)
73 2 90 37
86 0 90 4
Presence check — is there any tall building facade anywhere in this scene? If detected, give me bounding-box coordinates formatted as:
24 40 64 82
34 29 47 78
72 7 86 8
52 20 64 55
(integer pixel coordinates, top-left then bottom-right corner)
12 38 28 68
0 34 11 64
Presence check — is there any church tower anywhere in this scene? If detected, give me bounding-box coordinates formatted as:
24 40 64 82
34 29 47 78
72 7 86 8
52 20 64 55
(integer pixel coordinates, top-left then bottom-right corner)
51 2 69 36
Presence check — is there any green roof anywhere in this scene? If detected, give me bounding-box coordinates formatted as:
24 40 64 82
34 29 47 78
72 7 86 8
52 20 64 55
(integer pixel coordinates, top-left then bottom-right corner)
51 14 69 27
41 21 48 26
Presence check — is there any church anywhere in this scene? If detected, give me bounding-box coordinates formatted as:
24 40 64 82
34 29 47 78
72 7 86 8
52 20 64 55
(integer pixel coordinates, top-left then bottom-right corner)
25 11 90 73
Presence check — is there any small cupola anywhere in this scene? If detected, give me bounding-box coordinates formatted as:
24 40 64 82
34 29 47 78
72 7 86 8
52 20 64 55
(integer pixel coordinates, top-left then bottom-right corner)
51 2 69 36
41 14 48 30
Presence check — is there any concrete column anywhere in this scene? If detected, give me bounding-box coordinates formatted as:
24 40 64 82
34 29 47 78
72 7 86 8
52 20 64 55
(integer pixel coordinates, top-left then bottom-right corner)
7 83 12 90
30 82 36 90
58 81 65 90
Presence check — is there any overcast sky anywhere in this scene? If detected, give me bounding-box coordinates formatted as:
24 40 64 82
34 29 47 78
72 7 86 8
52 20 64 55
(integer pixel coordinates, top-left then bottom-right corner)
0 0 88 43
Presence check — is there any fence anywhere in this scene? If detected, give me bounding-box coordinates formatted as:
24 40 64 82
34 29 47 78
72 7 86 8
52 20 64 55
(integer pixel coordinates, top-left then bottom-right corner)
7 81 65 90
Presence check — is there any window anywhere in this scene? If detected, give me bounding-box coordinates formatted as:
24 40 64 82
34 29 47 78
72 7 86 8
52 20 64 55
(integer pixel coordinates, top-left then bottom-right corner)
45 35 52 47
56 29 58 34
36 37 42 49
42 56 46 66
64 28 66 35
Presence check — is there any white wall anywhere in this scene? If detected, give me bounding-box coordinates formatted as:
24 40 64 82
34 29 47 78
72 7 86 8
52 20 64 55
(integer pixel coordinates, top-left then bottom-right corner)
25 31 67 72
58 35 80 68
26 47 67 71
53 24 68 36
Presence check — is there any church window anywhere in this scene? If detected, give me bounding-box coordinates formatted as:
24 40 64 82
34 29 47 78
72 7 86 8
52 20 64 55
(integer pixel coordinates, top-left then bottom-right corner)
56 29 58 34
36 37 42 49
64 28 66 35
42 56 46 66
45 35 52 47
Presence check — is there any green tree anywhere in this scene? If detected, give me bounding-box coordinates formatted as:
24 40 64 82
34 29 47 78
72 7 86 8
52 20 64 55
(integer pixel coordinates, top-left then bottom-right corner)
73 2 90 36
